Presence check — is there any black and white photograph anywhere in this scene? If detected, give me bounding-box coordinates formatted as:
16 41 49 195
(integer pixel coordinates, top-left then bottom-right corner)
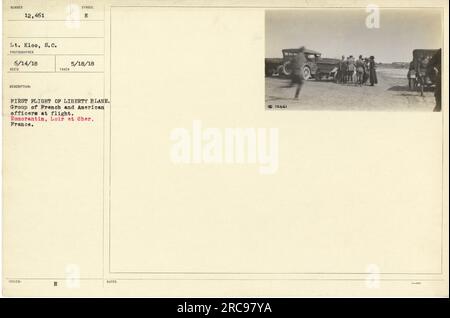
1 0 448 300
265 9 442 111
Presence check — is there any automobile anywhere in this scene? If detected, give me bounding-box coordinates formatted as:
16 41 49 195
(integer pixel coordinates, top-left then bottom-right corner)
314 58 340 81
408 49 439 96
265 57 284 77
265 48 340 80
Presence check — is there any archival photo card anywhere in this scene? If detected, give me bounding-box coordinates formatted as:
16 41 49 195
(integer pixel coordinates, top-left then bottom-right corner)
265 8 443 111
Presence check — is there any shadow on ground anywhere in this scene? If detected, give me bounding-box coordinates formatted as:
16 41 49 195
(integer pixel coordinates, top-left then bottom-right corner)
387 85 410 92
388 85 435 93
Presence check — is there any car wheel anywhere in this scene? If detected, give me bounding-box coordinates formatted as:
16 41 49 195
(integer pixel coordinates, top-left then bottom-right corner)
276 65 284 76
303 66 311 80
282 61 293 77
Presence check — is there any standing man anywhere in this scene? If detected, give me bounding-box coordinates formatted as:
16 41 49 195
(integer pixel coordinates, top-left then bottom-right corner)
291 46 307 99
347 55 356 84
363 57 370 84
338 55 346 83
369 56 378 86
355 55 365 86
428 49 441 112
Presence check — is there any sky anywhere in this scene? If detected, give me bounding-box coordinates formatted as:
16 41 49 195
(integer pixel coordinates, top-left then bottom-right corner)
266 8 442 63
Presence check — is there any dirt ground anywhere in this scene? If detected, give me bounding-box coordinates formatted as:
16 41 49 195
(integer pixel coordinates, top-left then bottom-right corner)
265 67 438 111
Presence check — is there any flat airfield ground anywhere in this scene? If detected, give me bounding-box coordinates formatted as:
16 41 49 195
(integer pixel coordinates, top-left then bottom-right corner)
265 67 437 111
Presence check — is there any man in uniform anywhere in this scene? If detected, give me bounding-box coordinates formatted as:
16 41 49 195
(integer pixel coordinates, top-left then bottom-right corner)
428 49 441 112
290 46 307 99
337 55 346 84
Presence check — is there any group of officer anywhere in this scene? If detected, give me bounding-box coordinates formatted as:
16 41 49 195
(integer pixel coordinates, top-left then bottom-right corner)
336 55 378 86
